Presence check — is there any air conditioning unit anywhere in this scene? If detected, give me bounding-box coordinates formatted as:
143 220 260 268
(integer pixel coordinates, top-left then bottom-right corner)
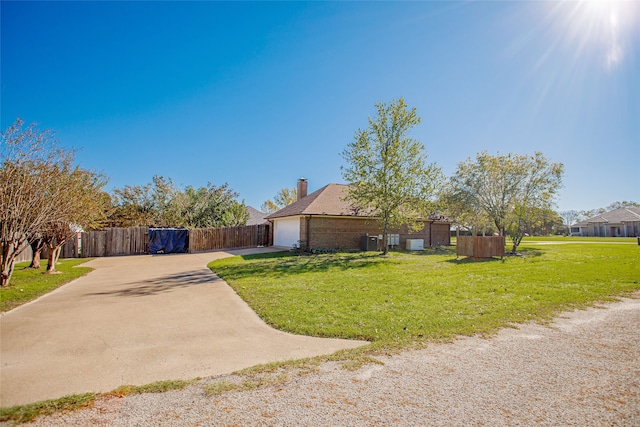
406 239 424 251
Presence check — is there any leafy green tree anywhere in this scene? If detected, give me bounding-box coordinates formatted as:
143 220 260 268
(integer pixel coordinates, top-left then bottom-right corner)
448 151 564 252
177 182 243 228
341 98 443 255
440 186 495 236
108 179 245 229
261 187 297 214
221 201 250 227
150 175 181 227
109 183 155 227
41 168 108 273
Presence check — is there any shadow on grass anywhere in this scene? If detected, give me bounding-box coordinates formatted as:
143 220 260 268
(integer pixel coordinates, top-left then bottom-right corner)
216 251 391 280
403 246 457 257
446 257 506 265
443 247 544 264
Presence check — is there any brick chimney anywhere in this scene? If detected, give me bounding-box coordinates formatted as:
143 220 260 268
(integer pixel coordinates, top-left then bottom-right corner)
297 178 308 201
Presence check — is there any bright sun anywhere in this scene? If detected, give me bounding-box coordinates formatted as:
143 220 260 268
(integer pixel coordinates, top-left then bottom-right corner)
557 0 639 68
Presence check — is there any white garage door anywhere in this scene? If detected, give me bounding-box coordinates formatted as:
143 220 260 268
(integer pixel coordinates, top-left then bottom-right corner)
274 216 301 248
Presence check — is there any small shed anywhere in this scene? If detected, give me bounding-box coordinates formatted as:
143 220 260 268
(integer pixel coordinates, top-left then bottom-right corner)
456 236 505 259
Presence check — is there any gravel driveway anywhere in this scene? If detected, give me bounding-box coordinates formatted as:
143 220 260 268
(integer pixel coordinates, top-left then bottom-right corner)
25 293 639 426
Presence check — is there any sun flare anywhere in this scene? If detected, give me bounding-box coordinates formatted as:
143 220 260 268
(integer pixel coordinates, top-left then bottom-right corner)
558 0 639 68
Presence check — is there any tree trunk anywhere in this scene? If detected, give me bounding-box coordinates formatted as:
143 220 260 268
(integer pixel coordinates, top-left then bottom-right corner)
45 244 63 274
46 245 57 273
29 238 44 269
1 262 14 288
382 219 389 255
1 240 21 288
1 257 14 288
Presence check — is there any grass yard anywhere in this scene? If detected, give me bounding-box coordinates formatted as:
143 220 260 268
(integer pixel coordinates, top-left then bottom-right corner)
523 236 638 243
209 242 640 351
0 259 93 312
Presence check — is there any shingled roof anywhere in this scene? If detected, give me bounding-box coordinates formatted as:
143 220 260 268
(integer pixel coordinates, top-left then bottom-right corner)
573 207 640 226
265 183 449 222
245 206 268 225
265 184 364 219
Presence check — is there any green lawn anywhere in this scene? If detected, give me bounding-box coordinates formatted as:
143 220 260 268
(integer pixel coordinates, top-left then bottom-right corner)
209 242 640 351
0 259 93 313
451 235 638 244
523 236 638 243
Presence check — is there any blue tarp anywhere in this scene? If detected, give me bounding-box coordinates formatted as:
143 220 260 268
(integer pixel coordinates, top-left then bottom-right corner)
149 228 189 254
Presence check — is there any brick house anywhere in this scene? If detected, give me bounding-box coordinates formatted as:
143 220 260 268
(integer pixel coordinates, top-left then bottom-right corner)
571 207 640 237
266 179 450 250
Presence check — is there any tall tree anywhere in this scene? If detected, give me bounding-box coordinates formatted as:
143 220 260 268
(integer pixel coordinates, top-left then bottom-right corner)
1 119 107 286
341 98 442 255
448 151 564 252
261 187 297 214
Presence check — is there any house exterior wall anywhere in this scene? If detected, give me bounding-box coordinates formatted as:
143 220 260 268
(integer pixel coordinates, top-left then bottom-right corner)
304 216 451 250
576 222 640 237
625 222 640 237
430 223 451 246
306 217 381 249
273 216 302 248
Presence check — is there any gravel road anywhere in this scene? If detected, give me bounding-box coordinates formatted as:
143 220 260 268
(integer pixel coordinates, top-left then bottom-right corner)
24 294 640 426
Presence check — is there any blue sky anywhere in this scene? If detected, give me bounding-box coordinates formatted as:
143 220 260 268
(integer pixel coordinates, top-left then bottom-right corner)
2 1 638 212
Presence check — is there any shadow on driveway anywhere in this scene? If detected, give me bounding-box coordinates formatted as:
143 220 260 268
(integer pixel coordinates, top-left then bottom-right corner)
0 248 367 407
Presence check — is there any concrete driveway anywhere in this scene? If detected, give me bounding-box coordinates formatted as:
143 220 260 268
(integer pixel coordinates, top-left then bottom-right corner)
0 248 366 407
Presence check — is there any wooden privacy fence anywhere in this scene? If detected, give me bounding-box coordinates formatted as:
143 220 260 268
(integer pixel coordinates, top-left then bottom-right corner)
188 224 271 253
80 224 271 258
12 234 81 264
81 227 149 258
13 225 272 260
456 236 505 259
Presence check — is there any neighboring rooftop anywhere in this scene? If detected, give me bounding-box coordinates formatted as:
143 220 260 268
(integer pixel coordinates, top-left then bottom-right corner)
245 206 268 225
573 207 640 226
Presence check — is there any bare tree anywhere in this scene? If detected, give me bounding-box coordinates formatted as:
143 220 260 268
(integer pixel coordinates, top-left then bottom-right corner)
1 119 72 286
1 119 108 284
559 210 581 235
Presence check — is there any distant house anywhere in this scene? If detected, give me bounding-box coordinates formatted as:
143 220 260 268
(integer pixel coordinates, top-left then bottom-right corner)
266 179 450 250
571 207 640 237
245 206 268 226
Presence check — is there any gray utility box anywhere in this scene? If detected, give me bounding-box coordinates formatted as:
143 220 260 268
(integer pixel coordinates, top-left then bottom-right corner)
361 235 379 251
